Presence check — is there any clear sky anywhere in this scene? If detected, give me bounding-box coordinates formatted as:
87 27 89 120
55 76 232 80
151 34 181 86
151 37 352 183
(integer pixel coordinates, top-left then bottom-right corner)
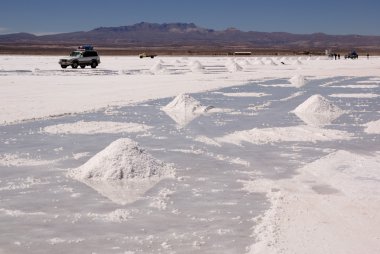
0 0 379 36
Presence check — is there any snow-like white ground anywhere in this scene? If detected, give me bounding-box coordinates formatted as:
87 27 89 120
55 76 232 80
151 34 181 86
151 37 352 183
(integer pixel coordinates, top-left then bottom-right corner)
0 55 379 253
0 55 379 125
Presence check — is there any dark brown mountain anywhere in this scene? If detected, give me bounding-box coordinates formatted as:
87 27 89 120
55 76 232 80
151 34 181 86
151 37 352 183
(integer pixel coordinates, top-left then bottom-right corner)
1 22 380 52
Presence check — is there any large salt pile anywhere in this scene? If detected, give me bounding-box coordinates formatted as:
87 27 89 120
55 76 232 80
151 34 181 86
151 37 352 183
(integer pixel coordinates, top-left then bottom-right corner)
289 74 308 88
162 94 213 127
70 138 174 181
69 138 175 204
293 94 344 126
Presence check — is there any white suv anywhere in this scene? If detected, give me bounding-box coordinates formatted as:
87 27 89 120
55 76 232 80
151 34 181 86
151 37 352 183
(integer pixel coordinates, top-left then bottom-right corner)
59 46 101 69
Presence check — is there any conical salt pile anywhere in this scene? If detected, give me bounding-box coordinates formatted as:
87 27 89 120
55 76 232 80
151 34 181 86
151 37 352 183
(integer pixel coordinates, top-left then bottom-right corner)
163 94 205 113
69 138 174 181
190 60 205 72
162 94 213 127
293 94 344 126
150 62 164 73
68 138 174 204
289 74 308 88
227 61 243 72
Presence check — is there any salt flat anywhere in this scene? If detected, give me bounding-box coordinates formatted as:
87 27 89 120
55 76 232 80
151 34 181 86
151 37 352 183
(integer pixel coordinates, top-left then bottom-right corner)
0 55 379 253
0 55 379 124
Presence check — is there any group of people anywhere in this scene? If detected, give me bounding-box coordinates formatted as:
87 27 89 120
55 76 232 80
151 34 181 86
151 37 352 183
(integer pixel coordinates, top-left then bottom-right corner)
328 52 370 60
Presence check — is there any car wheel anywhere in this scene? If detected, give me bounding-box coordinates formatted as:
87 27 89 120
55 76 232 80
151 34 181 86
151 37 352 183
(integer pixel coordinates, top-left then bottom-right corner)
61 65 67 69
91 61 97 68
72 62 78 69
80 65 85 69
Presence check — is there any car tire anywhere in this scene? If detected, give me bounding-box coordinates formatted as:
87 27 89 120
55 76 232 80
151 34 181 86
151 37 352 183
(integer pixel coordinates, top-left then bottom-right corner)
61 65 67 69
80 65 85 69
91 61 97 68
72 62 78 69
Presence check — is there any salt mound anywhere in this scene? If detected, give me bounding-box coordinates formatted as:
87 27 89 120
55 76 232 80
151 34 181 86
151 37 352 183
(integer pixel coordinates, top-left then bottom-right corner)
289 74 308 88
68 138 175 204
293 60 303 65
226 61 243 72
293 94 344 126
150 62 165 73
242 59 252 66
190 60 204 72
266 59 277 66
70 138 174 181
163 94 210 114
162 94 213 127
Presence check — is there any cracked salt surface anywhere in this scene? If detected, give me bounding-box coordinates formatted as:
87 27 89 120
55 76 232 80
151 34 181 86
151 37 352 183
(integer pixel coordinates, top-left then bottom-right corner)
0 75 379 253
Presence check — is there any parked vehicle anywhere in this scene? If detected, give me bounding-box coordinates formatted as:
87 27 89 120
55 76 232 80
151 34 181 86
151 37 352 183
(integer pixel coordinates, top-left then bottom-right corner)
345 51 358 59
139 52 157 59
59 45 101 69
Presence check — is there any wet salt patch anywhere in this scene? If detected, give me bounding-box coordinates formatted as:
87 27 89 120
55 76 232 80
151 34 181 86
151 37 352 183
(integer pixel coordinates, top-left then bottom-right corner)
248 102 272 112
278 91 305 102
329 93 379 98
328 84 378 89
170 148 250 167
0 177 49 191
47 237 84 245
357 80 380 84
216 125 354 145
72 152 91 160
43 121 152 135
364 119 380 134
0 208 46 217
149 188 174 210
88 208 138 222
194 136 221 147
221 92 270 97
0 153 57 167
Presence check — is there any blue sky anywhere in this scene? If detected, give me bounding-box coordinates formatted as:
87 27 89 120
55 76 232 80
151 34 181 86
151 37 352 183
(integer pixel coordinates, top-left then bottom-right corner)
0 0 379 35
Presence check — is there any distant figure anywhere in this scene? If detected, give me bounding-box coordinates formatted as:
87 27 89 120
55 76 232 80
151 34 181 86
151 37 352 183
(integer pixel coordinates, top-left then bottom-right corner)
334 53 337 60
338 54 340 60
367 53 370 59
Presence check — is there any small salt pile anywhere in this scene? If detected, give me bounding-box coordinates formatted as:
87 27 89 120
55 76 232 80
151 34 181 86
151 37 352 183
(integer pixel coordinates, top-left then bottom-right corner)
289 74 308 88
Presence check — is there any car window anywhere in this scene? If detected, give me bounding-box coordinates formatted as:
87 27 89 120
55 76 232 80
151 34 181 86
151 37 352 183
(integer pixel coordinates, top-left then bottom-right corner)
70 51 81 57
83 52 89 57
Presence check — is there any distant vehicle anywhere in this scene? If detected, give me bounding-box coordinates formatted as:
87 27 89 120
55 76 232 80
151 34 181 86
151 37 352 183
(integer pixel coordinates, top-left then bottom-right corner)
59 45 101 69
345 51 358 59
139 52 157 59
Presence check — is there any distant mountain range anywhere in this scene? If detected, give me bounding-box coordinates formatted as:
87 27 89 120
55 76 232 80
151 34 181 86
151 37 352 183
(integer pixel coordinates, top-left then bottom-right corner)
1 22 380 51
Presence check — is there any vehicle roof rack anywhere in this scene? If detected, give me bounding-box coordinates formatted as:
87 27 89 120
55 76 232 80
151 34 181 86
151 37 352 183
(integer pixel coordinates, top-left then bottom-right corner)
78 45 94 51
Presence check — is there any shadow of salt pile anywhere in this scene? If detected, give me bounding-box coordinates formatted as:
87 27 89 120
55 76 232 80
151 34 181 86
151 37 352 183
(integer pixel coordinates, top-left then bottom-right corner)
292 94 345 126
162 94 214 128
68 138 175 205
